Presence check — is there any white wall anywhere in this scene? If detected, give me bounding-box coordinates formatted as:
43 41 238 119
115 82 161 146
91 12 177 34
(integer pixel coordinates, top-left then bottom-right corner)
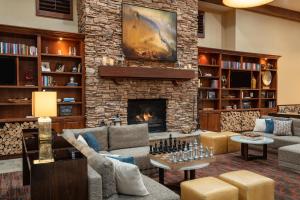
0 0 78 33
235 10 300 104
198 12 223 48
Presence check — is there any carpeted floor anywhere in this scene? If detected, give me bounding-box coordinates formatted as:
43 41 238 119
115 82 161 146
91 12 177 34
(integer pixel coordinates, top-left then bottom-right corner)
150 150 300 200
0 150 299 200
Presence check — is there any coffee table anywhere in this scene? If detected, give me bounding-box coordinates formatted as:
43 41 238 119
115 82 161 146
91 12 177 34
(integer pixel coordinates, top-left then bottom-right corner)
150 154 213 184
230 135 274 161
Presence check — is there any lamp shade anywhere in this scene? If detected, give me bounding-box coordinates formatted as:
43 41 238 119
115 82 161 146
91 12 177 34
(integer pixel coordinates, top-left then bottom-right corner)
32 91 57 117
223 0 274 8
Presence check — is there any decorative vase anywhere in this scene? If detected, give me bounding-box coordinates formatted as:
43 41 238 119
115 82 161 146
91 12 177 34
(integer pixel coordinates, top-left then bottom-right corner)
251 76 257 89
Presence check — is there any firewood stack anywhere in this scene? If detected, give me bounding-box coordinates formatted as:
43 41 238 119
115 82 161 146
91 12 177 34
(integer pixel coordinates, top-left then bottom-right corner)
0 122 37 156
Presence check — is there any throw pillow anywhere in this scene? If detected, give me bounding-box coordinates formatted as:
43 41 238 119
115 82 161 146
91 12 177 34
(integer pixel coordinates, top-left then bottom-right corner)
88 153 117 198
273 120 293 136
108 155 135 165
253 119 266 132
265 119 274 134
107 157 149 196
77 135 88 146
82 132 101 152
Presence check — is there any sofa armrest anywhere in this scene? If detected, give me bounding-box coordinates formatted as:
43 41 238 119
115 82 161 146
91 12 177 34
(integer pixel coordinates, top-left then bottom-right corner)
88 165 103 200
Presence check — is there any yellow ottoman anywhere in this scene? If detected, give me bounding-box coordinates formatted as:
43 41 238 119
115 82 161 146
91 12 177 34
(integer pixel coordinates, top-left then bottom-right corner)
219 170 275 200
181 177 238 200
221 132 241 153
200 132 227 154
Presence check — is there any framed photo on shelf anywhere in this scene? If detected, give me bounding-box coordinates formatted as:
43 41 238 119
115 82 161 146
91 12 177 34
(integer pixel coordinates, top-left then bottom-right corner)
55 63 65 72
207 91 216 99
41 62 51 72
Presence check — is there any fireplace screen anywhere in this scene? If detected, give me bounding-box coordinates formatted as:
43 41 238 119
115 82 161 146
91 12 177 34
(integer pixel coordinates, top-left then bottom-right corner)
127 99 166 133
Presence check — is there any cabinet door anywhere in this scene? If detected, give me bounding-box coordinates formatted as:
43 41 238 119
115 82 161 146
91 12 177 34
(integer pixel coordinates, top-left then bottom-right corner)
52 120 62 134
207 113 220 132
199 112 208 130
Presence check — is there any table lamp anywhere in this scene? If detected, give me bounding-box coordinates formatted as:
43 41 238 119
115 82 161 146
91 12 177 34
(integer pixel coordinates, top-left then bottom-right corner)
32 91 57 163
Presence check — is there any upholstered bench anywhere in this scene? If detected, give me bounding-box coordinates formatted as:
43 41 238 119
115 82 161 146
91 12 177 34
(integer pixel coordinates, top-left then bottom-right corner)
181 177 238 200
278 144 300 172
200 132 228 154
219 170 275 200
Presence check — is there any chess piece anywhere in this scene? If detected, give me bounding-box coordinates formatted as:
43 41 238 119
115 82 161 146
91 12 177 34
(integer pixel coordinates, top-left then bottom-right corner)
173 152 177 163
209 147 214 158
159 140 163 153
189 143 193 160
183 145 188 161
178 141 182 151
154 143 158 154
205 147 210 158
150 145 153 154
199 144 204 160
178 150 183 162
187 142 190 150
169 152 173 161
169 134 173 147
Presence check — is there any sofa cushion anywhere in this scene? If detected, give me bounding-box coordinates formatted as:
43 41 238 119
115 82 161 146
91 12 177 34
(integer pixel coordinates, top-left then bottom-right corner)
83 132 101 152
107 157 149 196
106 175 179 200
63 127 109 151
292 118 300 137
108 155 135 165
110 146 151 170
88 152 117 198
265 119 274 134
87 165 102 200
109 124 149 150
279 144 300 166
273 120 292 136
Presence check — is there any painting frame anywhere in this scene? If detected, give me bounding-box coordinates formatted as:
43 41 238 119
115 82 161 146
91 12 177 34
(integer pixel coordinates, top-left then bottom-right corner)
122 3 177 62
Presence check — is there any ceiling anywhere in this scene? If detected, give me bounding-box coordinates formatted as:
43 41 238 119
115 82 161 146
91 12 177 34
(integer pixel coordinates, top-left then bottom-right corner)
270 0 300 12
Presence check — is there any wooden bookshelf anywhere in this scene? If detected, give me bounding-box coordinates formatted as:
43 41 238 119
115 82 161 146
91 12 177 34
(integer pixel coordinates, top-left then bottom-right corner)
0 25 85 133
198 47 280 131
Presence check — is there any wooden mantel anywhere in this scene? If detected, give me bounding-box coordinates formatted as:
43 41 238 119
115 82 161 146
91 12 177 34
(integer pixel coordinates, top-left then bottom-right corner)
99 66 196 80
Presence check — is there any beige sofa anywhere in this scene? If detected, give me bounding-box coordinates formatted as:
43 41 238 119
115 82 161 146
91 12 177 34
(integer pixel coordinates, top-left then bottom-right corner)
62 123 179 200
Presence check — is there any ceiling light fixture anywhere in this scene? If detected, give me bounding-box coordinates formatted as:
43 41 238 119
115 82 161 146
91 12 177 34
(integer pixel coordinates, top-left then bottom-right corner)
223 0 274 8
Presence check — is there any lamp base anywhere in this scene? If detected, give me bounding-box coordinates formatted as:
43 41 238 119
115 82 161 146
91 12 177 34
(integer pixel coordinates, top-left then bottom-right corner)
38 117 54 163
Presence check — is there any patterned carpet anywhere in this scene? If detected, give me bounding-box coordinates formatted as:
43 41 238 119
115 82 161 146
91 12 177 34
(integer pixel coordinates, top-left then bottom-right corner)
0 150 299 200
150 150 300 200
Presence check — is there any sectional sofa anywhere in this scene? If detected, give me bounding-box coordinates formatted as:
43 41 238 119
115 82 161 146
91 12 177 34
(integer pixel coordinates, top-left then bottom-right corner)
62 123 179 200
248 115 300 173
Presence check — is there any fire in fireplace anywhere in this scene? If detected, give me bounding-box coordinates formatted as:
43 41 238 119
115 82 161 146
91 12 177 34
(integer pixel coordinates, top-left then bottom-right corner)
127 99 167 133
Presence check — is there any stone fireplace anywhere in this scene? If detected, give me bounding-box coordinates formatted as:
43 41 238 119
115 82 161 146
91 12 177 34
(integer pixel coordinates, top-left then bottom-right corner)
128 99 167 133
78 0 198 132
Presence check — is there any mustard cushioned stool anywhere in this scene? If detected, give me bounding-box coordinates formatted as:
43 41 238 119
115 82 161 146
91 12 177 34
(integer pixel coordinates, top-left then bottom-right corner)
181 177 238 200
219 170 275 200
200 132 227 154
221 132 241 153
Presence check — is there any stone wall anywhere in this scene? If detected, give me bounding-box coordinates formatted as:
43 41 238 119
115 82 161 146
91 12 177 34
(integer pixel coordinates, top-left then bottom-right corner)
78 0 199 132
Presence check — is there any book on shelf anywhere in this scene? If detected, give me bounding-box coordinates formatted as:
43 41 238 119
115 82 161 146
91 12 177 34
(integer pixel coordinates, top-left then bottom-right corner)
63 98 75 102
42 76 53 87
0 42 37 56
221 61 261 70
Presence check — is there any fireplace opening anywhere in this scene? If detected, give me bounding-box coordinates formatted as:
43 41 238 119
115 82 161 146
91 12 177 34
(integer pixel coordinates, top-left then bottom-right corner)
127 99 167 133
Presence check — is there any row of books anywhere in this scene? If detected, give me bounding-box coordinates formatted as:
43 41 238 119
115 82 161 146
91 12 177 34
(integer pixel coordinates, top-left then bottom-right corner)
241 62 261 71
0 42 37 56
266 100 276 108
221 61 261 70
42 76 54 87
221 61 241 69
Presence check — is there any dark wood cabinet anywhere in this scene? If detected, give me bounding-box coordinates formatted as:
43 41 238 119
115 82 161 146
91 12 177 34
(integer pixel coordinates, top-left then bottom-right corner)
199 112 220 132
22 129 87 200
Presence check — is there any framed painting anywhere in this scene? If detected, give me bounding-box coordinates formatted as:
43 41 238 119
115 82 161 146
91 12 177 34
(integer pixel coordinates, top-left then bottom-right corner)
122 4 177 62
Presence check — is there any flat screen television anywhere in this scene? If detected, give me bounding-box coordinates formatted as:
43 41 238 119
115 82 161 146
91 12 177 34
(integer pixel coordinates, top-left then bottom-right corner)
230 71 251 88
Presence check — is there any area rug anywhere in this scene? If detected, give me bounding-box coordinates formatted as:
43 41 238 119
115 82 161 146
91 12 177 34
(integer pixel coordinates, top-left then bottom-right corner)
151 150 300 200
1 150 299 200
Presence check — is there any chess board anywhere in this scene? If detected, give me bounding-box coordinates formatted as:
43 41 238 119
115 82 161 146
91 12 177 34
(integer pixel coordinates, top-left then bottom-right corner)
149 153 216 170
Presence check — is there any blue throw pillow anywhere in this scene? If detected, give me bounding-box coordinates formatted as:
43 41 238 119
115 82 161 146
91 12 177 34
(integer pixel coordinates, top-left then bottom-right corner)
82 132 101 152
265 119 274 134
108 156 135 165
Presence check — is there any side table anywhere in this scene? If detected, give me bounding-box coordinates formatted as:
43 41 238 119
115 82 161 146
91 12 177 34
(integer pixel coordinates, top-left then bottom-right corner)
22 129 88 200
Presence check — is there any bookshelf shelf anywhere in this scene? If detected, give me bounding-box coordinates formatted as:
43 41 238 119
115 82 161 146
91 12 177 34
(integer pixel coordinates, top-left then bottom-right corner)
0 24 85 133
41 53 82 59
0 53 38 58
42 72 82 76
198 47 280 131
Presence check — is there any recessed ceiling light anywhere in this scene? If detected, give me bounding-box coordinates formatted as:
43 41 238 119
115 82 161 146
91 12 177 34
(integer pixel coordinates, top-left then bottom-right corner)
223 0 274 8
